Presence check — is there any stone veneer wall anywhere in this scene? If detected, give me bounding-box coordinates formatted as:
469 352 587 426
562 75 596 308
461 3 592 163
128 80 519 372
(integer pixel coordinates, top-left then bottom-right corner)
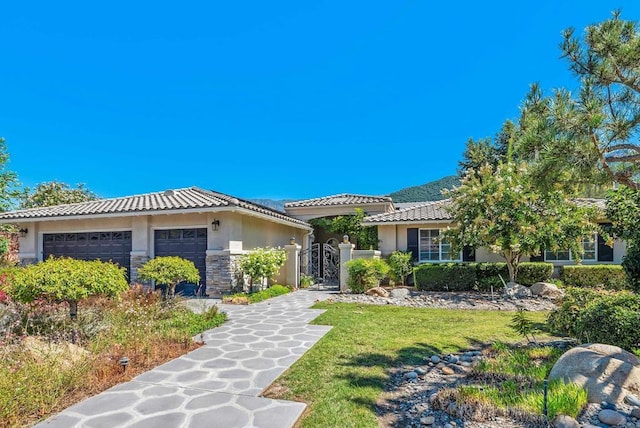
206 253 243 297
130 254 150 286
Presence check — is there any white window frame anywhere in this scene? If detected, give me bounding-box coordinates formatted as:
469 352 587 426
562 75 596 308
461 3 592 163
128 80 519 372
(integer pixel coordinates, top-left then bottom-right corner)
418 228 462 262
544 233 598 262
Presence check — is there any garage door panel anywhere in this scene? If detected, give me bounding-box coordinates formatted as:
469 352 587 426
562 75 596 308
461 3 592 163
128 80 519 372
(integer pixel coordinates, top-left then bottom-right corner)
43 231 132 278
154 228 207 290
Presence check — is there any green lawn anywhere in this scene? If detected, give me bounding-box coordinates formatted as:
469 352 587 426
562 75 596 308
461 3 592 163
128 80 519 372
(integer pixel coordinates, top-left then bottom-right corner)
264 302 552 428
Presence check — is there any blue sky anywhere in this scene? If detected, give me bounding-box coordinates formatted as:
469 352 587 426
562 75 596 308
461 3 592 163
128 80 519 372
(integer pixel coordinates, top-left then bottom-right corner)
2 1 638 201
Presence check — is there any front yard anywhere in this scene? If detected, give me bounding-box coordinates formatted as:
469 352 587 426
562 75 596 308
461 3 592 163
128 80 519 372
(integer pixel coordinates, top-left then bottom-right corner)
264 302 553 427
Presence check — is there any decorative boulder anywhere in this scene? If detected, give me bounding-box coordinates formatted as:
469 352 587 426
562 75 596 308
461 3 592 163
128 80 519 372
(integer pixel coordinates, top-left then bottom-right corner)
390 288 410 299
365 287 389 297
549 343 640 404
552 415 580 428
530 282 564 299
503 283 532 299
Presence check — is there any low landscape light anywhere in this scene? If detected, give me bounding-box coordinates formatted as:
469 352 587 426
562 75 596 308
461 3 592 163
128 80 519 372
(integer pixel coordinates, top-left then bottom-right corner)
119 356 130 373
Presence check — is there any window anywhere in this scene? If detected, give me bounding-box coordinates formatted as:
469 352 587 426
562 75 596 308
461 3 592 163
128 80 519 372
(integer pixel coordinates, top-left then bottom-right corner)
418 229 461 262
544 234 597 262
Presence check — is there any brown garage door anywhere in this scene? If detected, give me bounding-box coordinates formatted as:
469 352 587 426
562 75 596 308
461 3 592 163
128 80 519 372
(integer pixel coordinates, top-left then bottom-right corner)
43 231 132 278
154 228 207 295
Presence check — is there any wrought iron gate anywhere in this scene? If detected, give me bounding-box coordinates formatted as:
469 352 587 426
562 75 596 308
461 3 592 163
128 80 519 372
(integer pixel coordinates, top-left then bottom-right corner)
300 242 339 285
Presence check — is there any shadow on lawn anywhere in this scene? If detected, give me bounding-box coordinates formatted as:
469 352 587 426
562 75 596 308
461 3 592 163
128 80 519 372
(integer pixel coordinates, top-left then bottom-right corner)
337 342 443 422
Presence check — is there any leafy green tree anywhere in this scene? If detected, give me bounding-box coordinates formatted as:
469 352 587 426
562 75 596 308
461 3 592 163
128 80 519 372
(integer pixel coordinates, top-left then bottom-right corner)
310 208 378 249
237 247 287 291
458 120 515 177
20 181 98 209
560 11 640 189
138 256 200 299
444 163 598 284
606 186 640 289
0 137 22 213
11 257 129 319
514 12 640 191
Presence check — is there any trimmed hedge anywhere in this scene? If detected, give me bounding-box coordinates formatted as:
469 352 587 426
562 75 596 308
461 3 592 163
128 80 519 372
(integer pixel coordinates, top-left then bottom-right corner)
560 265 628 290
517 262 555 286
414 263 476 291
414 262 554 291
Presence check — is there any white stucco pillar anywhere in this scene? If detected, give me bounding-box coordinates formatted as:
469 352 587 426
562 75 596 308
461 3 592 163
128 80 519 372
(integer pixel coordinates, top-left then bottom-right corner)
339 236 355 293
130 216 150 284
284 239 301 288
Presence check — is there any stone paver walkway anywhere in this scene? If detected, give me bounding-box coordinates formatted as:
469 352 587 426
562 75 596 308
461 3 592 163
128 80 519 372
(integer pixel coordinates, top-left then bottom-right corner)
35 289 334 428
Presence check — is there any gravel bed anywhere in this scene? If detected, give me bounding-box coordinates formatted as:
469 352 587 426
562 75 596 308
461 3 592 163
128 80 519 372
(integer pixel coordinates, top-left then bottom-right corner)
326 290 559 311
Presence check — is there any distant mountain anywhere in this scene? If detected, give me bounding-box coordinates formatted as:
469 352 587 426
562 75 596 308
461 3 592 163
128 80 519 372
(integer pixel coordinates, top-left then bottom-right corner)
388 175 460 202
249 198 296 213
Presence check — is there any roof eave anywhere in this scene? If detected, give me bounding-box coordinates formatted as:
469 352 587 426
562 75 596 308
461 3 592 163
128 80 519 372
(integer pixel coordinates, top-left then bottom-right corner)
363 219 453 226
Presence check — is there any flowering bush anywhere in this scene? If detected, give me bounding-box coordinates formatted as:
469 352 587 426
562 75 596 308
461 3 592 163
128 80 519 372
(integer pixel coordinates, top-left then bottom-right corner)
237 247 287 291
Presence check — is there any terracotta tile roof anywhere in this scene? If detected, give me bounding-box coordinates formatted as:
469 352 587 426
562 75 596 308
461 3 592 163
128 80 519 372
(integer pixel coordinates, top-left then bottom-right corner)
363 200 452 223
0 187 310 227
363 198 607 224
574 198 606 211
285 193 392 208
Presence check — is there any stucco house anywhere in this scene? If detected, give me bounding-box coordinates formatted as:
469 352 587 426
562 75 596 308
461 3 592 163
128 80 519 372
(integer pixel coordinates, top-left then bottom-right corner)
0 187 625 295
0 187 312 297
362 198 627 267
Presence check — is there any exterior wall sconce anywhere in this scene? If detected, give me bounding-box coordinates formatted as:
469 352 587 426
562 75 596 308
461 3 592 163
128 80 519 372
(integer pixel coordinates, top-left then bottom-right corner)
343 234 349 243
290 237 296 245
19 228 28 238
211 220 220 231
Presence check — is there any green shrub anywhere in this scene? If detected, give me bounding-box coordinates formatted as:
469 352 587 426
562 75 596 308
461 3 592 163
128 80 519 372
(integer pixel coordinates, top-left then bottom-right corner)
413 263 477 291
516 262 554 286
622 245 640 292
547 287 606 337
300 274 314 288
560 265 628 290
576 292 640 350
237 247 287 290
346 258 389 293
547 287 640 350
11 257 129 319
475 263 508 291
138 256 200 298
387 251 413 286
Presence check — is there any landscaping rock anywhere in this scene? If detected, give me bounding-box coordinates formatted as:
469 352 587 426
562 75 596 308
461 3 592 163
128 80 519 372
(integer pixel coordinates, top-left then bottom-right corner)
598 409 627 425
365 287 389 297
24 337 89 369
549 343 640 404
415 367 427 376
502 283 532 299
390 288 410 299
530 282 564 298
632 407 640 418
626 393 640 407
553 415 580 428
441 366 455 375
430 355 441 364
405 371 418 380
448 355 459 364
420 415 435 425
